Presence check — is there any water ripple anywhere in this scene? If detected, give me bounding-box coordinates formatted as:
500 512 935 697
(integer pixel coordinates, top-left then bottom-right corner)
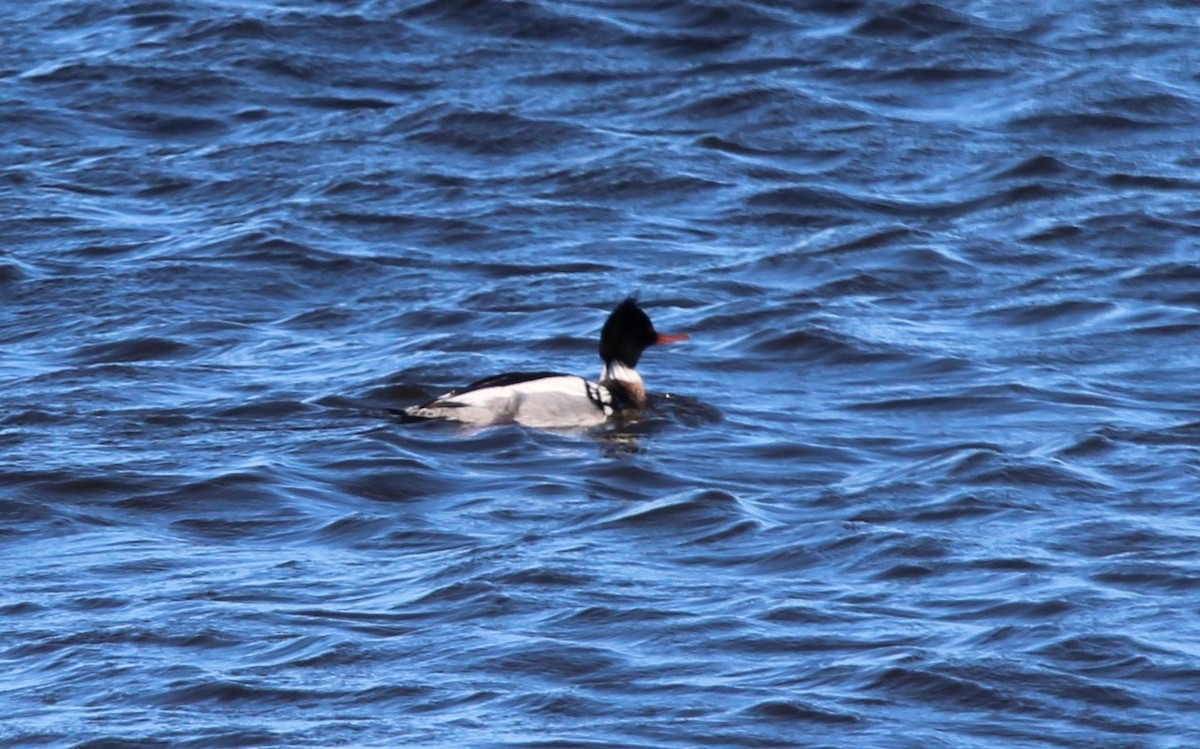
3 0 1200 746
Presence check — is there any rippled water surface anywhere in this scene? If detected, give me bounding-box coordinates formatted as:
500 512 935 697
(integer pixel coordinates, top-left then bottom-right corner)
4 1 1200 746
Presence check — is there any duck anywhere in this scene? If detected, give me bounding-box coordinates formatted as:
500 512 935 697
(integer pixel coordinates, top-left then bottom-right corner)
403 297 688 428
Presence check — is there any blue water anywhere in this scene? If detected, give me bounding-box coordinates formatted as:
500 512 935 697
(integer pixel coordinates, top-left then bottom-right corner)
3 1 1200 746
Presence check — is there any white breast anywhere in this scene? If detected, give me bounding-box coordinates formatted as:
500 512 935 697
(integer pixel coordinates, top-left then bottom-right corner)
406 375 613 428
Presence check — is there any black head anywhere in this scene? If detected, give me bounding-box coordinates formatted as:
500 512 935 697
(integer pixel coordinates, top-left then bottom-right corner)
598 297 687 367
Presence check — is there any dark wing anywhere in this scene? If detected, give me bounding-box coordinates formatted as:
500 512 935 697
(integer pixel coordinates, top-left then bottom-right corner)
445 371 569 397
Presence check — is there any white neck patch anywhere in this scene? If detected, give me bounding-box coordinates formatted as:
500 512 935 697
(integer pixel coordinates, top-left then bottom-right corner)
600 361 647 407
601 360 642 386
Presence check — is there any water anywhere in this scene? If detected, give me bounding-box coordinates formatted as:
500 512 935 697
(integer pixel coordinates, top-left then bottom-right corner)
3 1 1199 746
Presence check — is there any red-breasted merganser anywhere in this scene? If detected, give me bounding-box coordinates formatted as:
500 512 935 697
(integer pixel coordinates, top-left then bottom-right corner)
404 297 688 428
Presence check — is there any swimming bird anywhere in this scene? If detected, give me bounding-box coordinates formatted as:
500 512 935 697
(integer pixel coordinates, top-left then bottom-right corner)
404 297 688 428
